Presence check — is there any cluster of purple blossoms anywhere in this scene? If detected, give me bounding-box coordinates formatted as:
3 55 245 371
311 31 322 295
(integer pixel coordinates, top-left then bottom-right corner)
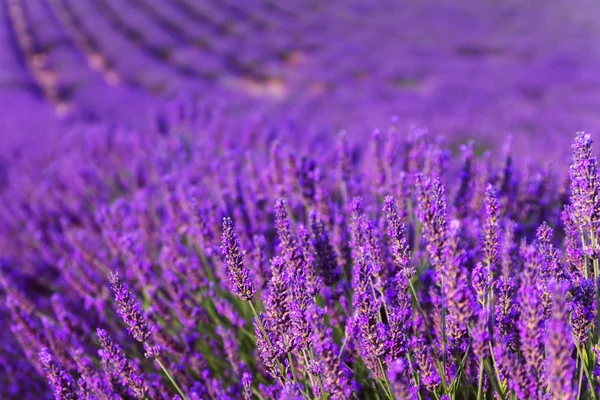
2 104 600 400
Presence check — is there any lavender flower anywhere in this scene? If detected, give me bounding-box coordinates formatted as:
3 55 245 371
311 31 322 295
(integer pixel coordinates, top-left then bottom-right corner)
483 184 500 275
221 217 256 301
242 372 253 400
517 246 545 396
545 281 576 400
443 220 473 358
562 206 586 280
383 196 413 279
387 359 418 400
310 212 341 286
310 305 355 399
109 270 151 343
416 174 448 270
39 348 77 400
454 141 475 218
5 118 600 400
570 132 600 232
265 256 291 338
494 277 519 351
253 313 283 380
279 383 303 400
536 222 562 281
570 279 596 346
275 198 296 258
97 328 149 399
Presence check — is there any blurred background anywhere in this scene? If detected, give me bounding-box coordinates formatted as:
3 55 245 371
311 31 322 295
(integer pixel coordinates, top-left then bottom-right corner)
1 0 598 161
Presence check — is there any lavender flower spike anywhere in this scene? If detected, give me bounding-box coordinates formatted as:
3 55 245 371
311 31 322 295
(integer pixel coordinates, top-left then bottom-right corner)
383 196 413 280
483 184 500 275
545 281 576 400
265 256 291 337
570 131 600 232
39 348 77 400
416 174 448 270
221 217 256 301
279 383 303 400
387 358 418 400
97 328 149 399
109 270 151 343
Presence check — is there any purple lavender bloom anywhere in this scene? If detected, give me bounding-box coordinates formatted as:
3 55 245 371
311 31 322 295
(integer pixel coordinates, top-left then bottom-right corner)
96 328 149 399
569 132 600 232
536 222 562 281
383 196 413 280
221 217 256 301
442 220 473 358
454 141 475 219
253 313 283 380
570 279 596 346
472 262 491 306
415 174 448 270
297 156 318 203
297 224 322 296
494 277 519 352
385 280 412 363
355 309 388 376
288 265 313 351
411 332 441 392
310 305 355 399
545 281 576 400
39 348 77 400
279 383 303 400
310 212 341 287
183 187 217 257
248 233 271 290
387 359 418 400
517 245 545 396
275 198 296 259
72 350 112 398
143 342 161 360
348 198 385 290
108 270 151 343
242 372 253 400
562 206 587 280
265 256 291 338
483 184 501 275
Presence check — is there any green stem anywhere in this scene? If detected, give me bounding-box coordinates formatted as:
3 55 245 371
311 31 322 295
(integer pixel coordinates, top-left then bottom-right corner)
440 276 447 381
338 335 349 359
488 342 504 398
156 358 188 400
581 231 590 279
575 345 597 400
476 363 484 400
406 349 424 400
578 357 584 400
287 351 298 383
377 357 394 399
252 387 267 400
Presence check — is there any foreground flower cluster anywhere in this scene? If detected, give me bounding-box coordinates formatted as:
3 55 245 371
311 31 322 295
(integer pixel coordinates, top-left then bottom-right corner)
0 109 598 399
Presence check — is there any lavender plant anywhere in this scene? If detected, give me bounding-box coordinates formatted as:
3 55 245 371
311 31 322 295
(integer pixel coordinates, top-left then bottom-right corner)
1 109 599 400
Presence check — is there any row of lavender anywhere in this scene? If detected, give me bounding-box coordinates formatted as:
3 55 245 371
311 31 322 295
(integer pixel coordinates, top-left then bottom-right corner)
5 0 600 160
0 105 595 399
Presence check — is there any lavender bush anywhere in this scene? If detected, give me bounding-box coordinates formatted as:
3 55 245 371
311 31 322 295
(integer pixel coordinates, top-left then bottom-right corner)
1 107 599 400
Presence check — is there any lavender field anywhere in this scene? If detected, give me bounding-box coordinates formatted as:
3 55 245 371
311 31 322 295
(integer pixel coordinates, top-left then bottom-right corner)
2 1 600 399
